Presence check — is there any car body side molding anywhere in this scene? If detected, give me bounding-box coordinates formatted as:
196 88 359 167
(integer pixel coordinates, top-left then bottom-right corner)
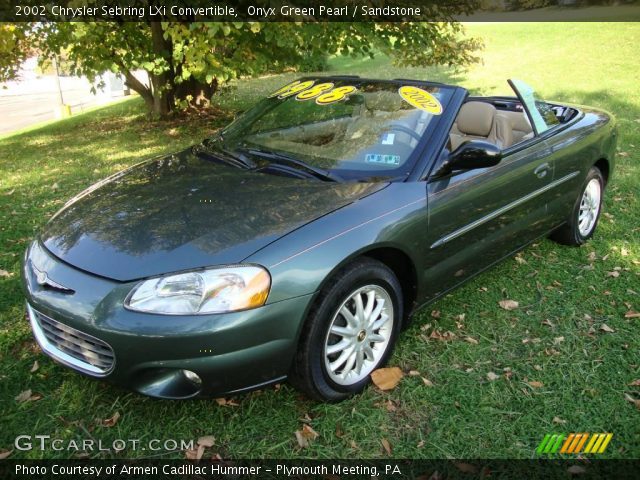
430 170 580 249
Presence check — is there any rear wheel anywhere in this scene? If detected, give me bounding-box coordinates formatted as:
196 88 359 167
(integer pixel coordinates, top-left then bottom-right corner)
289 258 402 401
551 167 604 246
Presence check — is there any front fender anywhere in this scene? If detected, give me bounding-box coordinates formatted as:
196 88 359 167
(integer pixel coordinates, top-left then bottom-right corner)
245 182 428 304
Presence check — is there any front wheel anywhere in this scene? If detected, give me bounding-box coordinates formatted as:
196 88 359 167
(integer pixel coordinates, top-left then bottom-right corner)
551 167 604 246
289 258 403 401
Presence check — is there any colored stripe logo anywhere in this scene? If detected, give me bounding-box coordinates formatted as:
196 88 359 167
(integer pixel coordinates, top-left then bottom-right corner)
536 433 613 455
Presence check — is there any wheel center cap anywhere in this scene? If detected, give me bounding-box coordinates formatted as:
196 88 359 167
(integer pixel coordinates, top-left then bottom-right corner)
357 330 367 342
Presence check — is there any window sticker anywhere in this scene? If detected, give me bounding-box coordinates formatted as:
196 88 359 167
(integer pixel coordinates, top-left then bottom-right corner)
269 80 316 99
295 82 334 101
381 133 395 145
315 86 357 105
269 80 357 105
365 153 400 165
398 86 442 115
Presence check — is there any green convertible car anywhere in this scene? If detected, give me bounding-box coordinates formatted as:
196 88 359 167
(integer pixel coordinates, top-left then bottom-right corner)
22 77 616 401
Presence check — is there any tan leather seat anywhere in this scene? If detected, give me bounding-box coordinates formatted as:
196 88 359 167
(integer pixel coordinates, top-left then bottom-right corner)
449 101 513 151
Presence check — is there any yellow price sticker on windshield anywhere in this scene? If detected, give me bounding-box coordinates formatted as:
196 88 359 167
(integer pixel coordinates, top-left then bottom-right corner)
269 80 316 99
316 86 357 105
398 86 442 115
269 80 357 105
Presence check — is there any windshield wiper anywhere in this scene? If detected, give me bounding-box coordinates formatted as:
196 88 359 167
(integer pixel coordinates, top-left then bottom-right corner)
194 140 256 170
240 147 339 182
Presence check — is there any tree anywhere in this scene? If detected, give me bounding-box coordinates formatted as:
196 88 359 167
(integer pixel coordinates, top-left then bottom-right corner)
0 23 32 82
24 17 481 118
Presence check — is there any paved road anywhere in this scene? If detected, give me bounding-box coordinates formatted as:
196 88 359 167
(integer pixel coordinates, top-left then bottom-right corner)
0 76 125 136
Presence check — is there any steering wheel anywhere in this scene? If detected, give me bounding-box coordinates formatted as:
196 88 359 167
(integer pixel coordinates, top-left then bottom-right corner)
387 124 421 142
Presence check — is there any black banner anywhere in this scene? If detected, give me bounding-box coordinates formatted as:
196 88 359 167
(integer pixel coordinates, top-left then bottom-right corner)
1 0 640 22
2 459 640 480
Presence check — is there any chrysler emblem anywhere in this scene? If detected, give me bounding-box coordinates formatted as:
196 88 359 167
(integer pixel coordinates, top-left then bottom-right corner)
31 263 74 293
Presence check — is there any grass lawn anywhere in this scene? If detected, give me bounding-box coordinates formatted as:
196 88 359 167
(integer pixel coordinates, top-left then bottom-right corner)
0 23 638 460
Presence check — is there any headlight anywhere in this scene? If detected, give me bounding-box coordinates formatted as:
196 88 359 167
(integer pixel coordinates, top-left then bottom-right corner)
125 265 271 315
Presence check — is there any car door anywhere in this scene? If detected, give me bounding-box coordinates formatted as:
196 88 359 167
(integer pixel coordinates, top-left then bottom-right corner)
421 81 559 300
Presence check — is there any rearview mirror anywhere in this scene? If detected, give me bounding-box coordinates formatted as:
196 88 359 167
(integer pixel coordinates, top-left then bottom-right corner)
434 140 502 177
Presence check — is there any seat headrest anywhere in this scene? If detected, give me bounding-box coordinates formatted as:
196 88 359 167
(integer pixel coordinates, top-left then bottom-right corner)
457 101 496 137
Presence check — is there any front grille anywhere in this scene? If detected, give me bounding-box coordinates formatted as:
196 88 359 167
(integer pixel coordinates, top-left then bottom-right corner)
28 305 115 376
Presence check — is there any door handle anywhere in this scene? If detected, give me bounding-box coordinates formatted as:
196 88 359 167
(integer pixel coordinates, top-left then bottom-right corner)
534 163 550 179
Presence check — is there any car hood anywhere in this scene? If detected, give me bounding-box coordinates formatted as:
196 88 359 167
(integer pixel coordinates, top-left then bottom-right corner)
41 149 384 281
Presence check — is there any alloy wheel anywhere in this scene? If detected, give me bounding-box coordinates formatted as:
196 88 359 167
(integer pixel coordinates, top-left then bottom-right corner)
323 285 394 386
578 178 601 237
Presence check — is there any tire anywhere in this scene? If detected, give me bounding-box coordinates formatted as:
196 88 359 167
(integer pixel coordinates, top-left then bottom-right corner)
550 167 604 246
289 258 403 401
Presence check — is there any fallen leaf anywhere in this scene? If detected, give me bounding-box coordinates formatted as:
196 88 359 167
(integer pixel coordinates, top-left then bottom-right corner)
528 381 544 388
553 416 566 424
499 299 519 311
302 424 319 439
371 367 404 391
429 329 456 341
486 372 499 381
430 310 441 319
185 446 204 460
553 336 565 345
514 255 527 265
600 323 615 333
101 412 120 427
421 377 434 387
30 361 39 373
377 399 397 412
607 271 620 278
215 398 227 406
294 424 319 449
464 336 479 345
381 438 392 455
408 370 421 376
197 436 215 447
455 463 479 474
0 269 12 278
567 465 587 474
624 393 640 410
621 247 629 257
628 380 640 386
588 251 597 262
15 389 32 403
294 431 309 448
625 311 640 319
542 319 555 327
0 450 12 459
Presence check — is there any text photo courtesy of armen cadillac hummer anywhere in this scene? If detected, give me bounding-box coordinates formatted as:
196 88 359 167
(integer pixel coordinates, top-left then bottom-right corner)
0 0 638 476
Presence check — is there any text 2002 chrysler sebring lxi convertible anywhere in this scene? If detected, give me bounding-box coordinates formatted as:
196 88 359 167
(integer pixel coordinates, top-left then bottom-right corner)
22 77 616 401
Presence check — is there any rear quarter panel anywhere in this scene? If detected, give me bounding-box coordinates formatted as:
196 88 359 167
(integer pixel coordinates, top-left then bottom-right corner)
545 107 617 224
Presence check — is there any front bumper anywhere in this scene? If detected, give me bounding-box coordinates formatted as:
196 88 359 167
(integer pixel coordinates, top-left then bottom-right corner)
22 241 312 399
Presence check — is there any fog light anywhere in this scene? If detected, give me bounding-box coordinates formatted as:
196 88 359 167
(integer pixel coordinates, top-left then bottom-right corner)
183 369 202 387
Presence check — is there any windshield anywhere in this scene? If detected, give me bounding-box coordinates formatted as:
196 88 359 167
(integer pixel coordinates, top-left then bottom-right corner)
214 78 455 181
508 79 559 135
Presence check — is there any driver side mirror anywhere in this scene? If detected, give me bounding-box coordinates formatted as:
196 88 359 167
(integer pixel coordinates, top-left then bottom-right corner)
434 140 502 177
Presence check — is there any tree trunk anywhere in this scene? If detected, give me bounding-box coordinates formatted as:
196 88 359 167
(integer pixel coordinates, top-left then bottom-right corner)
121 69 154 111
149 22 175 118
